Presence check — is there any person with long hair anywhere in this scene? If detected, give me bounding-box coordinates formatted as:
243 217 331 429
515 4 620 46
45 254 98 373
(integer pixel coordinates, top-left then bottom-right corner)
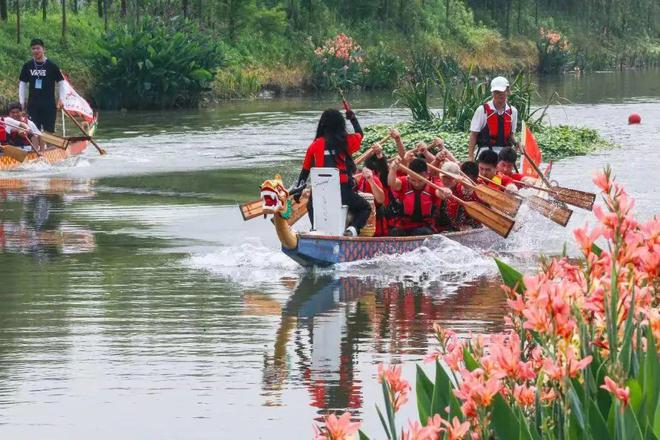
295 108 371 236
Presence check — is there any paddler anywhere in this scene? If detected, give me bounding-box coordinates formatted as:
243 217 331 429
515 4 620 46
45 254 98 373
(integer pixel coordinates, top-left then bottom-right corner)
296 108 371 237
387 157 452 236
1 102 44 152
467 76 518 161
497 147 537 187
477 150 518 192
18 38 66 133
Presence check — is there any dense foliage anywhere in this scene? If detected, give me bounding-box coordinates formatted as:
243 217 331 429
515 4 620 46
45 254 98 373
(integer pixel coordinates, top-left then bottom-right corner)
0 0 657 106
314 169 660 440
93 18 224 109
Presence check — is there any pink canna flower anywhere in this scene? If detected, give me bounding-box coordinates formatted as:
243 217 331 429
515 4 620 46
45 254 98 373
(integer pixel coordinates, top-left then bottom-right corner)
378 364 411 412
400 419 440 440
439 416 471 440
513 384 536 407
313 412 361 440
600 376 630 409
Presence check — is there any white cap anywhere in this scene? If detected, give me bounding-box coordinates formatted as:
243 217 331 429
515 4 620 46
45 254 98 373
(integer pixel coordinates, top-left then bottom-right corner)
490 76 509 92
441 161 460 175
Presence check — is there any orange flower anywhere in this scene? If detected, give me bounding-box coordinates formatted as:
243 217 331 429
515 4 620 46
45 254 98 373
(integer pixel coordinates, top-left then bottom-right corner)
513 384 536 407
600 376 630 409
439 416 471 440
378 364 411 412
314 412 360 440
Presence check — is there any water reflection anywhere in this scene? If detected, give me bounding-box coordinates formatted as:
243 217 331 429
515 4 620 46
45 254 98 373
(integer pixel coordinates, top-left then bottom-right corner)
260 274 507 417
0 178 96 256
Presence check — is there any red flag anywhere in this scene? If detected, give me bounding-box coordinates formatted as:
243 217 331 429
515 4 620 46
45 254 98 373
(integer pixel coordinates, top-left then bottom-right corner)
521 123 542 178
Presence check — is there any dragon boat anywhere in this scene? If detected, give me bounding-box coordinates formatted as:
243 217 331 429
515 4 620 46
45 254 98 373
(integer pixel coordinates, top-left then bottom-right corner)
259 170 497 268
0 117 97 171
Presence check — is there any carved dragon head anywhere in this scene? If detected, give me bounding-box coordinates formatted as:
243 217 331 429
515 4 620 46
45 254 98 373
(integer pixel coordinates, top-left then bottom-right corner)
260 174 289 214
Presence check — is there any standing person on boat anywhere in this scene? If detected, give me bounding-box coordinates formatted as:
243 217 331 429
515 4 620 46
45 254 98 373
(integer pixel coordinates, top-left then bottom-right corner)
1 102 44 151
387 157 452 236
477 150 518 192
296 108 371 237
467 76 518 161
18 38 66 133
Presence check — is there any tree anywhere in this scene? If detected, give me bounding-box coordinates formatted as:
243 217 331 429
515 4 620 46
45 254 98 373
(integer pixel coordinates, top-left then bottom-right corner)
15 0 20 43
41 0 46 20
61 0 66 42
182 0 188 17
1 0 8 21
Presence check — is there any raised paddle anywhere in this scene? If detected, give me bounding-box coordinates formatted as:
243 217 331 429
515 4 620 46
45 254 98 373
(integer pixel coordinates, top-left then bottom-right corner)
354 134 391 165
513 179 596 211
63 109 106 155
398 164 515 238
427 162 522 217
482 174 573 227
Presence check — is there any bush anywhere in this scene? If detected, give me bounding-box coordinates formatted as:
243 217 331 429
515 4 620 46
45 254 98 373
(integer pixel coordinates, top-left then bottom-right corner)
212 67 261 100
537 27 571 73
93 17 224 109
362 42 405 89
309 33 364 90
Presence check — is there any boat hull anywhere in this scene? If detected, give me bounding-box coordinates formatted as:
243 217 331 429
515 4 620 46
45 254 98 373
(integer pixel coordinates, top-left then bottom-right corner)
282 228 497 267
0 120 97 171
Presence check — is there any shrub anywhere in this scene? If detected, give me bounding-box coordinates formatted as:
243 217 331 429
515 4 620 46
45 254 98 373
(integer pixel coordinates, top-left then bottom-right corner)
362 42 405 90
315 168 659 440
93 17 224 109
309 33 364 90
537 27 571 74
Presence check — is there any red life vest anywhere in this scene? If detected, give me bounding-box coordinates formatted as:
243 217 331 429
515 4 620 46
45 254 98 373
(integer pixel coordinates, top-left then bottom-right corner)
478 102 513 147
396 177 436 230
356 175 389 237
0 118 7 144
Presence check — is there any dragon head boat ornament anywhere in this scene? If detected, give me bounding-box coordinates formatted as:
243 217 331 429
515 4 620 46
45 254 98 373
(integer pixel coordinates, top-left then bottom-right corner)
260 174 298 250
260 174 290 215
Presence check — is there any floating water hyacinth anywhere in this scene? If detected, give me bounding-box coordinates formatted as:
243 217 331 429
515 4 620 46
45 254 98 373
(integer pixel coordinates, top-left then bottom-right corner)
313 166 659 439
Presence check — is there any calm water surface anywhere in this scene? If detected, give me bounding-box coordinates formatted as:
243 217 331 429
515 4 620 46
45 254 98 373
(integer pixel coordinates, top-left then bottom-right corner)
1 70 659 439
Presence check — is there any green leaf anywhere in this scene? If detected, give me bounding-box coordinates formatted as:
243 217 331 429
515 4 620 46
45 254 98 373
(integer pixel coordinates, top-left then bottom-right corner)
589 397 611 440
430 361 453 421
358 430 371 440
495 258 525 294
416 365 433 424
620 289 637 374
642 326 660 429
569 383 587 432
376 404 392 440
591 243 603 256
463 348 479 372
490 394 532 440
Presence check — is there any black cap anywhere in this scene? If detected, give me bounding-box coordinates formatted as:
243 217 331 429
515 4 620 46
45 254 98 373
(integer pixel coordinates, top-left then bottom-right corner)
30 38 45 47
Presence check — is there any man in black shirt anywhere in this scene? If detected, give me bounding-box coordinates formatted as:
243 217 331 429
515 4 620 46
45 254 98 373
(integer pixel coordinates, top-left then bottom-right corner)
18 38 65 133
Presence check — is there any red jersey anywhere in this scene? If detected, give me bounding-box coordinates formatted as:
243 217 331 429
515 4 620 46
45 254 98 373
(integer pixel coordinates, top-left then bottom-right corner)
393 176 440 230
356 174 388 237
301 133 363 184
480 173 515 191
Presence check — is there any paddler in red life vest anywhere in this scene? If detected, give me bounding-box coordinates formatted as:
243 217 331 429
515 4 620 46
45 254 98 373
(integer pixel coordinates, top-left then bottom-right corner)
468 76 519 161
355 142 389 237
387 157 452 237
478 150 518 193
497 147 537 188
1 102 44 152
296 108 372 237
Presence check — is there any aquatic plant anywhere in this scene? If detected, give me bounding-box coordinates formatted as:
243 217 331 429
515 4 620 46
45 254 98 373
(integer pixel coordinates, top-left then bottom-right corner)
313 168 659 439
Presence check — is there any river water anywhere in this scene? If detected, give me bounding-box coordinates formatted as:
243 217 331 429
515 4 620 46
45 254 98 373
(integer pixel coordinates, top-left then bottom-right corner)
0 70 658 439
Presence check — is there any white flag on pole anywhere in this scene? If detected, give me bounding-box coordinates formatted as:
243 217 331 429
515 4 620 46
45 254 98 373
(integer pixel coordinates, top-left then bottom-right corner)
61 78 94 123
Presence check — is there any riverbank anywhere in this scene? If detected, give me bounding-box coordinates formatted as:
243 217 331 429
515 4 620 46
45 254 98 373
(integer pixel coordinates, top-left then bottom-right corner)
0 8 658 107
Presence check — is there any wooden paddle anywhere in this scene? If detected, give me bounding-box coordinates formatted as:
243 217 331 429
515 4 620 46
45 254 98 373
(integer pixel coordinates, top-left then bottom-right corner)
427 162 522 217
483 174 573 227
513 179 595 211
398 164 515 238
1 145 30 162
63 109 106 155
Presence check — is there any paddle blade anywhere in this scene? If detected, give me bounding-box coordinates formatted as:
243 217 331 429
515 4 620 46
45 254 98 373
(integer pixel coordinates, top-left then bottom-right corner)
549 187 595 211
239 199 264 221
526 195 573 227
463 200 515 238
2 145 29 163
475 184 522 217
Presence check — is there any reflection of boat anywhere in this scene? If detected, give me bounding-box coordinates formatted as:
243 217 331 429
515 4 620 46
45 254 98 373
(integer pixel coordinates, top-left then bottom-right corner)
0 178 95 199
0 221 96 254
0 118 97 171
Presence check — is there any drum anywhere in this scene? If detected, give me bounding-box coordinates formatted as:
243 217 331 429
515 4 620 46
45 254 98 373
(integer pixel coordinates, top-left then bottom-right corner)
358 192 376 237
